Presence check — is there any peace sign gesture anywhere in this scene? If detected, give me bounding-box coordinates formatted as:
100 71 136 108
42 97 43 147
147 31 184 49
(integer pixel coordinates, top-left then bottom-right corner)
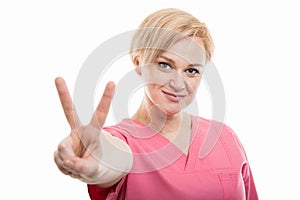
53 77 129 186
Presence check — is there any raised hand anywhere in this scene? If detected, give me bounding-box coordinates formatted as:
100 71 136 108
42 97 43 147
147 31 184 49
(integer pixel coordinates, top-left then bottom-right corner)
53 77 116 184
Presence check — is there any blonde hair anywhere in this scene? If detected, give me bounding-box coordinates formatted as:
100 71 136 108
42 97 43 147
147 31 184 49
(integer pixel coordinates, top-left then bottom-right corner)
130 8 214 65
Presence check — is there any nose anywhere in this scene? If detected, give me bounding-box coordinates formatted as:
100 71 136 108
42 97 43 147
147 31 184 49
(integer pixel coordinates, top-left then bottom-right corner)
169 72 185 91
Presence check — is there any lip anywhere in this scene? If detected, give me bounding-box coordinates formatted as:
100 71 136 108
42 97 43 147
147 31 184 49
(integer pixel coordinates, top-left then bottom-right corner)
162 90 186 102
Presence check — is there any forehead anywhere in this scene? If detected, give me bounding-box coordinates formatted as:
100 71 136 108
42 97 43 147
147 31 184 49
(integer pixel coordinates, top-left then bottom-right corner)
162 37 206 65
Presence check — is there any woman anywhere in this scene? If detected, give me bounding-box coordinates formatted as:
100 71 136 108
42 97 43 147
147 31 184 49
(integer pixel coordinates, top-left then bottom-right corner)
54 8 259 200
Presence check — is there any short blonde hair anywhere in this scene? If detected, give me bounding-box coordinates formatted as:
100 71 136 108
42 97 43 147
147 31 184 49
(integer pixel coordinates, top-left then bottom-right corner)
130 8 214 65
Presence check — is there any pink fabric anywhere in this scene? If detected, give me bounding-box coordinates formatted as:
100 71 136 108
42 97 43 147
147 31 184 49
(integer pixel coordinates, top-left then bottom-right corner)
88 116 258 200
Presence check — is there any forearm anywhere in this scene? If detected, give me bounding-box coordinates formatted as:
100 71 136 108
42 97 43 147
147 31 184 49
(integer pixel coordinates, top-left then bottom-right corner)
89 130 132 186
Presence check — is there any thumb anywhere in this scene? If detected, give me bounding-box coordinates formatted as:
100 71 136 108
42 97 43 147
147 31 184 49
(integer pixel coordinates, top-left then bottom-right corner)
63 156 98 176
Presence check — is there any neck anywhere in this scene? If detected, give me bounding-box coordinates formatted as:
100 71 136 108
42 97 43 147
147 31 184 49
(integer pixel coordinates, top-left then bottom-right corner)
131 98 187 135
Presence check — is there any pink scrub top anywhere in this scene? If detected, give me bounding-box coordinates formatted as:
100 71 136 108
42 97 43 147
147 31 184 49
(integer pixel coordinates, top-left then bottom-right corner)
88 116 258 200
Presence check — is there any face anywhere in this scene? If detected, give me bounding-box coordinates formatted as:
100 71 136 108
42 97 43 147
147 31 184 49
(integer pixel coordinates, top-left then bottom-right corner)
138 37 206 116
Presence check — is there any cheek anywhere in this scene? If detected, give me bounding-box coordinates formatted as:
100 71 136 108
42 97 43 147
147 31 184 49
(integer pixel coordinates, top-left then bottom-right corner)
145 83 162 95
144 84 164 105
187 77 201 94
142 68 172 85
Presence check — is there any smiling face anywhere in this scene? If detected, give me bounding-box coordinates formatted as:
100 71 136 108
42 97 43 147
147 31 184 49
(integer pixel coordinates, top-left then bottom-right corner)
137 37 206 117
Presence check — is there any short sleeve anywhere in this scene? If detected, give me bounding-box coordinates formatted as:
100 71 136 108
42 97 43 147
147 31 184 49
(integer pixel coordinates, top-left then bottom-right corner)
229 127 259 200
87 125 130 200
241 163 259 200
87 184 116 200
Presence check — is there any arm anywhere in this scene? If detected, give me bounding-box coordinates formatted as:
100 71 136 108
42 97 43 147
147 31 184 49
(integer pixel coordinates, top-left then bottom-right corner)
87 184 116 200
229 127 259 200
53 77 132 189
242 164 259 200
86 131 132 199
89 130 132 187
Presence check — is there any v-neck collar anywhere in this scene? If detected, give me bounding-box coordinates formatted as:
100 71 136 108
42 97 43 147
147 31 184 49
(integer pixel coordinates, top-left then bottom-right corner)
120 115 203 171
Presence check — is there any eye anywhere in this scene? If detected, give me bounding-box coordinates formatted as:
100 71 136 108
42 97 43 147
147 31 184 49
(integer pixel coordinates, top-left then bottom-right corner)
156 62 173 73
158 62 172 69
185 68 200 76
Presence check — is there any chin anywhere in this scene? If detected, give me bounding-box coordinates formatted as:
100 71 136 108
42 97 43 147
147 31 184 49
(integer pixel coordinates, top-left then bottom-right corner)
163 104 183 117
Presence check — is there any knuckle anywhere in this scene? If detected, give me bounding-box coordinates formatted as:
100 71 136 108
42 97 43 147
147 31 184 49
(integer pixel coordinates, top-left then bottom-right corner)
53 152 60 164
75 162 87 173
57 138 71 152
54 153 64 169
64 104 72 113
57 142 66 152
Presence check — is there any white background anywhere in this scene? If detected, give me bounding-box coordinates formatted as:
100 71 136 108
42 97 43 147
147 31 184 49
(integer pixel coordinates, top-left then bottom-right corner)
1 0 299 199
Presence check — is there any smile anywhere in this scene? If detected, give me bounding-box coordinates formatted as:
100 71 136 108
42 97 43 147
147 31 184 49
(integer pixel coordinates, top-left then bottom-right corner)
162 90 186 102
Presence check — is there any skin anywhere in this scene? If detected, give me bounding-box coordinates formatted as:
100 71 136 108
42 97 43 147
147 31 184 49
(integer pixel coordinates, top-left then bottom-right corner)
132 37 205 141
54 77 119 187
54 36 205 187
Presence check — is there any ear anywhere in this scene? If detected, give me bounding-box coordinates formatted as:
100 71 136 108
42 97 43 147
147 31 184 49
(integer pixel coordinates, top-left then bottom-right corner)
133 56 142 76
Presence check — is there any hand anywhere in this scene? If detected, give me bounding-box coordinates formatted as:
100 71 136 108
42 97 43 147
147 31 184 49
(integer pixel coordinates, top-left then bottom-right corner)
53 77 115 184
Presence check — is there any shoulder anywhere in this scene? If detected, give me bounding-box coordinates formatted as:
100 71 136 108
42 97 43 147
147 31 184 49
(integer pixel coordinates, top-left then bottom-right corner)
192 116 247 160
193 115 236 137
193 116 239 140
103 119 142 142
102 120 129 141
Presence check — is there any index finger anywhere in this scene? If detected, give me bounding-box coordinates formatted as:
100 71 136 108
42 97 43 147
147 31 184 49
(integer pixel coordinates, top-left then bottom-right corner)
55 77 80 129
90 81 115 129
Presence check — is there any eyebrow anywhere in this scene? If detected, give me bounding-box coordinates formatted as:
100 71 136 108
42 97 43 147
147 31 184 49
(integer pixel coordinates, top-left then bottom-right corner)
158 55 203 67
